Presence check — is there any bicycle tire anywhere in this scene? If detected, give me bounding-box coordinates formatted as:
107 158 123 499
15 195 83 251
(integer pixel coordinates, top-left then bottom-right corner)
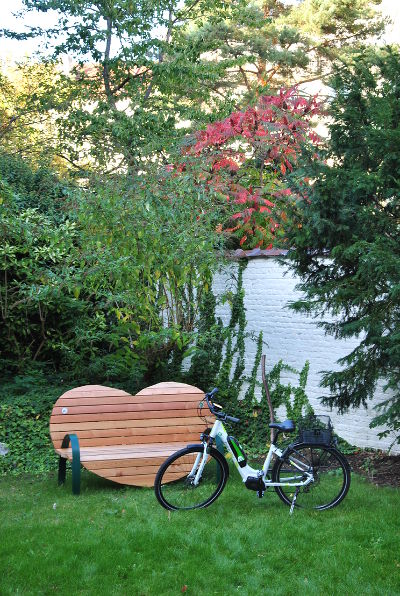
154 445 229 511
272 443 351 511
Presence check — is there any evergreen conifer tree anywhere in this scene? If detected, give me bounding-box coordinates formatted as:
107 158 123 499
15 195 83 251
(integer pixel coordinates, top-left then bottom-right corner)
286 46 400 446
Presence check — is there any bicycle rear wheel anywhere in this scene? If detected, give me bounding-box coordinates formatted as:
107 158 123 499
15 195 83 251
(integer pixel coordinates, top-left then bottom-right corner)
272 443 351 510
154 445 229 511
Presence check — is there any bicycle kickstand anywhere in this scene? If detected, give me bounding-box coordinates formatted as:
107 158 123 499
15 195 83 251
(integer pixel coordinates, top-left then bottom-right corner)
289 487 300 515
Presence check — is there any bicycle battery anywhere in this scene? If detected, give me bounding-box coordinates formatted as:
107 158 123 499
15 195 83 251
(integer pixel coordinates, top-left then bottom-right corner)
227 436 247 468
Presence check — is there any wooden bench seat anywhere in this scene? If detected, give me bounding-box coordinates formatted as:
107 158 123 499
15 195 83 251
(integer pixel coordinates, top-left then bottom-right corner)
50 382 213 492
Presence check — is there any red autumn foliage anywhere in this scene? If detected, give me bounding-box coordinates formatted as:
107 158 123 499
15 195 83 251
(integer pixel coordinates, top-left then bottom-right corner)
169 88 322 249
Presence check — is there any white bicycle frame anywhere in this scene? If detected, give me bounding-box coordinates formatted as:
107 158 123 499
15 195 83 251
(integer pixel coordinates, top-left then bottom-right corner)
191 418 314 489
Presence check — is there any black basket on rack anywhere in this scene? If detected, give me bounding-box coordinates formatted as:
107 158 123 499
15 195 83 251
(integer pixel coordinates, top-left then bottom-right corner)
296 414 333 446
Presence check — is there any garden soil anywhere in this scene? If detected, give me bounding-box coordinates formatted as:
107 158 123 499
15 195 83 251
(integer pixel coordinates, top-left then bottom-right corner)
347 451 400 488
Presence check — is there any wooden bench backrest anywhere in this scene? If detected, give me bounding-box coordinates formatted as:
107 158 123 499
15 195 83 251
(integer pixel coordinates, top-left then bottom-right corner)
50 382 212 451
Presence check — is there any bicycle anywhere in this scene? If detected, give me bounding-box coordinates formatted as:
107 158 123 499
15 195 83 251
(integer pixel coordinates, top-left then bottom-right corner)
154 388 351 512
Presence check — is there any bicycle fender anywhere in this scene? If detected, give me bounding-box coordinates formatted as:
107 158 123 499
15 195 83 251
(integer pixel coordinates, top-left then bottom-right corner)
186 444 205 449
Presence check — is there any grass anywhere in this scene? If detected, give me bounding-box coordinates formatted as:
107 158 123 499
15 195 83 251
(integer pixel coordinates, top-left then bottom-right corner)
0 469 399 595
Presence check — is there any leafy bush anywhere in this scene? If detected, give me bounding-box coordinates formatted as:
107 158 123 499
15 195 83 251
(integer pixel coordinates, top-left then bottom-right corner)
0 376 64 475
0 150 71 217
0 167 226 383
0 182 88 373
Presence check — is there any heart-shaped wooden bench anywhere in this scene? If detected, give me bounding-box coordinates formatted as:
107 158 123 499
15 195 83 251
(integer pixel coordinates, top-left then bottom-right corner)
50 381 213 494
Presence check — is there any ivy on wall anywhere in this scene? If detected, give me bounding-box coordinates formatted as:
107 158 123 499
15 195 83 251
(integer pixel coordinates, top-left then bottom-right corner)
186 261 315 455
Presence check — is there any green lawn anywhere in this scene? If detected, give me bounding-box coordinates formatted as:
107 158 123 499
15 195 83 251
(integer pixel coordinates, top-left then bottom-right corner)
0 470 399 595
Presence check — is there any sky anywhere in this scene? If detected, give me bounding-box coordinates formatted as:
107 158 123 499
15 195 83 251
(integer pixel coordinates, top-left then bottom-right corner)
0 1 61 62
0 0 399 62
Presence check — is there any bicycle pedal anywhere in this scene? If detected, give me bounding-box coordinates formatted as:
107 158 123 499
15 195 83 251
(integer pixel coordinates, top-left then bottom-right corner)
257 490 265 499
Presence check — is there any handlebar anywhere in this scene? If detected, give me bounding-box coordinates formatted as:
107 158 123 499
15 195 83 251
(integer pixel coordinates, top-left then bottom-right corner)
203 388 240 424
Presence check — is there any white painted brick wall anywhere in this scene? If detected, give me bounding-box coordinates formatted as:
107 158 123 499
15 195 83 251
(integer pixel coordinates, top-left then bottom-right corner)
213 258 399 454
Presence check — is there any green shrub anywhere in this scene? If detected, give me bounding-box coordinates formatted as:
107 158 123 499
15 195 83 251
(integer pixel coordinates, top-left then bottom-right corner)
0 184 89 373
0 376 65 475
0 150 71 217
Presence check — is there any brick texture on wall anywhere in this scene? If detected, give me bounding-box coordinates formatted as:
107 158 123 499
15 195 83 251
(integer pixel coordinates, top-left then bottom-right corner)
213 258 399 454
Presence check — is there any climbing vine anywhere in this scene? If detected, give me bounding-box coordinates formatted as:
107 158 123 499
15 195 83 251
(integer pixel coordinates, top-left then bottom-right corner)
185 261 314 455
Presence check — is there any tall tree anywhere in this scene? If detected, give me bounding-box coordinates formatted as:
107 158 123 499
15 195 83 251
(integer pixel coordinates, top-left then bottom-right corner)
285 46 400 446
2 0 237 173
189 0 385 100
2 0 384 173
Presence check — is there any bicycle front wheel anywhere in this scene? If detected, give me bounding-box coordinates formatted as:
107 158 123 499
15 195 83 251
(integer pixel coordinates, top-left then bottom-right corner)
272 443 351 510
154 445 229 511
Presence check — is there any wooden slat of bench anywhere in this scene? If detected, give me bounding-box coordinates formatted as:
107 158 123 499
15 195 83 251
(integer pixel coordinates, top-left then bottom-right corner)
107 473 187 484
59 386 130 399
51 424 204 443
52 399 203 415
51 433 204 448
108 467 196 486
108 476 164 486
51 423 206 441
86 457 170 469
58 442 189 458
96 459 196 477
50 416 207 432
148 382 194 387
86 464 165 477
136 386 203 395
59 384 202 399
50 425 204 445
52 432 202 449
56 393 203 406
50 408 200 423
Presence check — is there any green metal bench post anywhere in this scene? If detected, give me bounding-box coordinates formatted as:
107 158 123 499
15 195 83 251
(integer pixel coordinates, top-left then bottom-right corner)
58 433 81 495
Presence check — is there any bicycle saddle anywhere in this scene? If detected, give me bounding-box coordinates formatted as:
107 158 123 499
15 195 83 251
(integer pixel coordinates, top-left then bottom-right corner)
268 420 296 432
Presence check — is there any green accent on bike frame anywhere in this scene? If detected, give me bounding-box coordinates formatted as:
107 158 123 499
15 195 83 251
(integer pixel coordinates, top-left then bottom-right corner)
230 438 243 459
58 433 81 495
